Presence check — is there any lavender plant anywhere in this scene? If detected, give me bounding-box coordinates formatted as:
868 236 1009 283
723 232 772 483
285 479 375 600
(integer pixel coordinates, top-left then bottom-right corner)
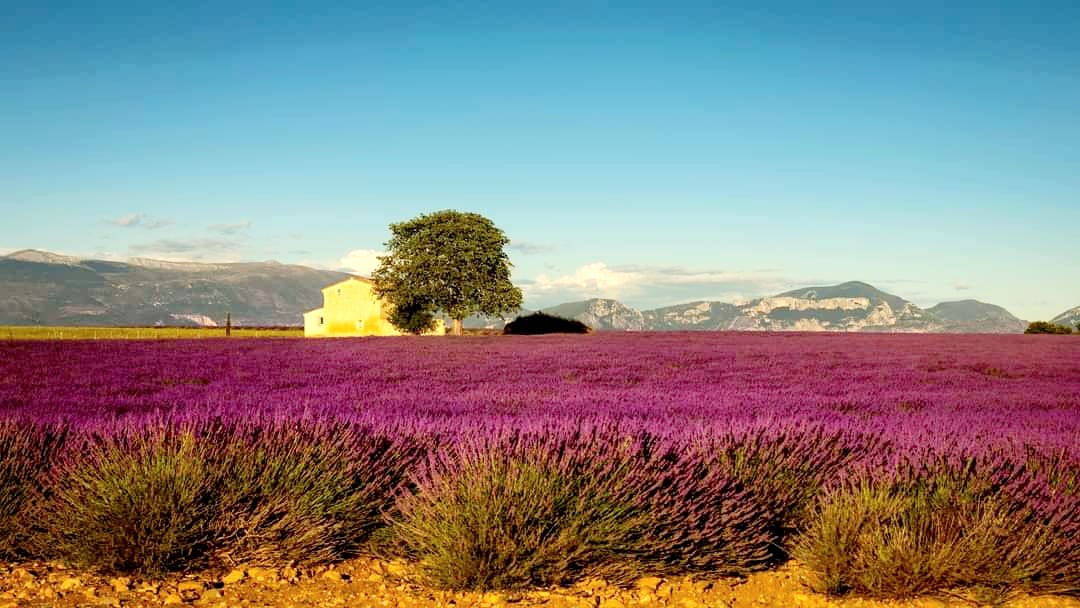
42 429 222 574
0 333 1075 591
633 424 885 575
793 455 1080 598
0 421 64 558
391 431 645 589
211 419 421 565
40 419 420 574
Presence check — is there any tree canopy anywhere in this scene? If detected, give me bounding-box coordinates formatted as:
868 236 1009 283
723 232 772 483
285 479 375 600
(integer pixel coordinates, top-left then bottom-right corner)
372 210 523 335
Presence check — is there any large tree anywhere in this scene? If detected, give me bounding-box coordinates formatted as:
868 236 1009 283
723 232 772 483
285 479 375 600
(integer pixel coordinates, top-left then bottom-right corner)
372 210 523 335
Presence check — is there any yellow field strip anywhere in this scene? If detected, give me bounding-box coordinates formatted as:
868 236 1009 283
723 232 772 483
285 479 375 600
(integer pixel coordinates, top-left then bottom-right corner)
0 326 304 340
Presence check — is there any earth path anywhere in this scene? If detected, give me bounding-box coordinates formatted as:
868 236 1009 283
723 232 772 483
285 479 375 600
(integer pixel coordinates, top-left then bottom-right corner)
1 559 1076 608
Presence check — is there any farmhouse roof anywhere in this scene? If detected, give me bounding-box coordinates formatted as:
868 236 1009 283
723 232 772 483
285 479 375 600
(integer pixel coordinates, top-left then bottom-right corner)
321 275 373 290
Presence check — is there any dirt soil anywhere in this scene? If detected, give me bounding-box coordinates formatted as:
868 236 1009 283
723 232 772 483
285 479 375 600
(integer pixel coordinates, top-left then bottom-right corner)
0 559 1076 608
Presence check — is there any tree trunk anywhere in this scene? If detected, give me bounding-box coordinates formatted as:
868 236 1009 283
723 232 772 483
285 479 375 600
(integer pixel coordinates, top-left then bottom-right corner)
451 318 463 336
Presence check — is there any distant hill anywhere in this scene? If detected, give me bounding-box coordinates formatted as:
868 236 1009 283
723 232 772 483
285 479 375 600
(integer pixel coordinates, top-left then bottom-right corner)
927 300 1028 333
777 280 910 312
540 299 646 331
1051 306 1080 330
641 301 741 330
737 280 939 332
0 250 1036 333
517 282 1026 333
0 250 347 326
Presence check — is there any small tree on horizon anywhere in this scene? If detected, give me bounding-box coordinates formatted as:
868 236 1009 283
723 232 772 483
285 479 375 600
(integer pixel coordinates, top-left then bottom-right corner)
372 210 523 336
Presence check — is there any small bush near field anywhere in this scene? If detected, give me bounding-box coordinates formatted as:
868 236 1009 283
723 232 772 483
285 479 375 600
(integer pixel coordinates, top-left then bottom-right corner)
504 312 590 335
793 459 1077 599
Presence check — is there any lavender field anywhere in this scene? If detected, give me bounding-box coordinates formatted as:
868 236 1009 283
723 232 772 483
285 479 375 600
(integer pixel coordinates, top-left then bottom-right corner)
1 333 1078 597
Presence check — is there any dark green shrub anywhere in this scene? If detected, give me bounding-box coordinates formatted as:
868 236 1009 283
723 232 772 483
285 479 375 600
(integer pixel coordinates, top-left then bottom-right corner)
504 312 590 335
1025 321 1073 334
793 462 1070 598
390 442 643 589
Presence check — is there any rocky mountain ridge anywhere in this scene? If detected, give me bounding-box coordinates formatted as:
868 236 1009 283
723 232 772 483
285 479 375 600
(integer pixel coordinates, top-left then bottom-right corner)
1051 306 1080 330
531 282 1033 333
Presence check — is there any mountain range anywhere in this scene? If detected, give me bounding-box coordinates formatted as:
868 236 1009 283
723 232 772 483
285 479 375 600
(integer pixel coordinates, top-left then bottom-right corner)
0 249 1069 333
527 287 1028 333
0 249 347 326
1051 306 1080 330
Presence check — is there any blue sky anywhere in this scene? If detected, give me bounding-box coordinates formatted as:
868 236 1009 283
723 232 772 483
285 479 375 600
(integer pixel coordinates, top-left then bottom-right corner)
2 1 1078 319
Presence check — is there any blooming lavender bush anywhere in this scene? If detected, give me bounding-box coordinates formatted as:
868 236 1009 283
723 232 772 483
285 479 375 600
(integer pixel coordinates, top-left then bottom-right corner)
633 424 884 576
391 430 645 589
40 419 420 574
42 428 222 574
0 421 64 558
0 333 1076 593
206 419 421 566
794 454 1080 597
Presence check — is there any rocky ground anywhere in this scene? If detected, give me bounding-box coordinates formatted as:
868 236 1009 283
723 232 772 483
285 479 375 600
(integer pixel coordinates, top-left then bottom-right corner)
0 559 1075 608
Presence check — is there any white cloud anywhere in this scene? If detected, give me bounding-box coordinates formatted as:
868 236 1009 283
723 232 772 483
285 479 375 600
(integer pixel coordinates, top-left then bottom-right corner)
954 282 972 291
208 221 253 235
88 249 125 261
336 249 384 276
524 262 791 308
128 238 241 261
109 213 174 229
508 241 557 255
530 263 644 297
112 213 143 227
